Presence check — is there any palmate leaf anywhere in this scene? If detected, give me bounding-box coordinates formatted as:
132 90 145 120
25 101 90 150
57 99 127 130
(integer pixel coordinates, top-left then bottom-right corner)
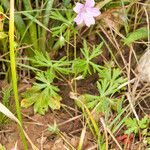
81 40 103 60
48 95 62 110
51 57 71 74
95 96 124 114
72 58 91 76
31 51 51 67
21 90 38 108
35 70 55 84
138 115 149 129
124 118 138 134
72 41 103 76
95 97 111 114
21 70 61 114
21 86 61 115
124 116 150 134
32 51 71 75
33 88 61 114
51 25 67 37
75 66 126 114
98 67 127 97
32 92 49 114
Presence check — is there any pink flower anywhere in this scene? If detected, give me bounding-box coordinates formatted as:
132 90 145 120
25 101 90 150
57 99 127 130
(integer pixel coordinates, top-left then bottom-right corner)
73 0 101 27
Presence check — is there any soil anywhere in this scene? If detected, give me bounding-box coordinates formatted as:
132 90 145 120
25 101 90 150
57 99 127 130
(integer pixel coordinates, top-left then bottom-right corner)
0 79 96 150
0 107 94 150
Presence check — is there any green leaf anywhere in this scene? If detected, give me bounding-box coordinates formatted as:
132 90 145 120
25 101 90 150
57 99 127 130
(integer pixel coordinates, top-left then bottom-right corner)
32 52 71 75
75 66 126 114
48 121 59 133
21 90 38 108
114 96 124 113
0 5 4 13
50 10 71 24
72 41 103 76
72 58 90 76
124 27 148 45
53 35 65 49
0 32 7 39
0 144 6 150
124 117 139 134
95 97 110 113
97 0 112 9
33 92 49 115
23 88 61 115
146 137 150 145
62 0 71 7
98 67 127 97
21 70 61 114
48 95 62 110
138 115 149 129
76 94 99 109
124 116 150 135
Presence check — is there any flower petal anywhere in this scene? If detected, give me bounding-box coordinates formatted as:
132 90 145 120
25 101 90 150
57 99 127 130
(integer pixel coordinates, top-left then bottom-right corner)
86 7 101 17
83 13 95 27
85 0 95 7
74 14 84 25
73 2 84 13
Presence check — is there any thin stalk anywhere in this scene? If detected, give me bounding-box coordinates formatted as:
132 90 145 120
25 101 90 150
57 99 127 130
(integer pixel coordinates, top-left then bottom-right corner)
73 31 78 119
40 0 54 52
9 0 28 149
74 31 77 93
35 0 41 45
22 0 38 51
66 29 70 60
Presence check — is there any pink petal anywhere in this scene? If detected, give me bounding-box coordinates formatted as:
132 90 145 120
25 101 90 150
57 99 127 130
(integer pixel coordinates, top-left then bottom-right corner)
86 7 101 17
83 13 95 27
85 0 95 7
73 2 84 13
74 14 84 25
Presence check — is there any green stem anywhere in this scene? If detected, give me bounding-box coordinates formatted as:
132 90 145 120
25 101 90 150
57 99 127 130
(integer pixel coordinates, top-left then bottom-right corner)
66 29 70 60
74 31 77 93
40 0 54 52
9 0 28 149
22 0 38 51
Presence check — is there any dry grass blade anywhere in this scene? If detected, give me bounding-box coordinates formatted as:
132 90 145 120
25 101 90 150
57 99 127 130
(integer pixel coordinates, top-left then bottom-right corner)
0 102 38 150
0 102 19 124
77 125 86 150
100 117 123 150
